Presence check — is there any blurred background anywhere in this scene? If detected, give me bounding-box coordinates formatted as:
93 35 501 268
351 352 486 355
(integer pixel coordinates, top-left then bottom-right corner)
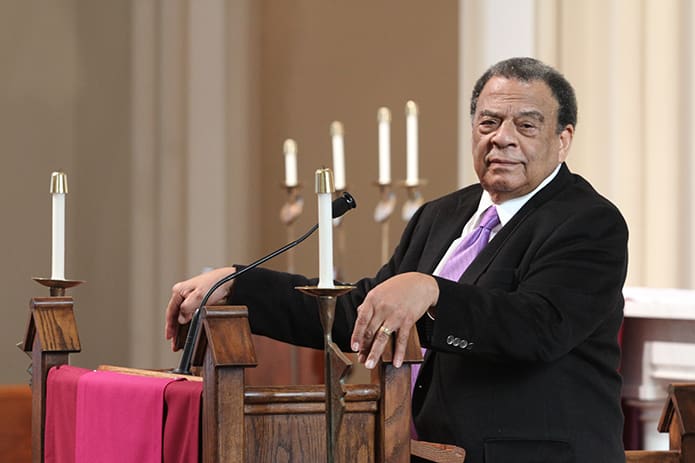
1 0 694 389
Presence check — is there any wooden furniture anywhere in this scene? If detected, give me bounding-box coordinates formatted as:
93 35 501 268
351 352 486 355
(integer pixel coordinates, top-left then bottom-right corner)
21 296 80 463
625 383 695 463
0 385 32 463
22 295 465 463
622 287 695 450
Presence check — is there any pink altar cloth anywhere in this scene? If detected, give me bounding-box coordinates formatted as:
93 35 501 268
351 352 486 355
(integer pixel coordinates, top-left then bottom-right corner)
44 365 91 463
75 370 176 463
44 365 203 463
163 379 202 463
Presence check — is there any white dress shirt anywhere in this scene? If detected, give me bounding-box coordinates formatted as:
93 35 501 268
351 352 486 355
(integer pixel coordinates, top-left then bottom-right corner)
432 163 562 275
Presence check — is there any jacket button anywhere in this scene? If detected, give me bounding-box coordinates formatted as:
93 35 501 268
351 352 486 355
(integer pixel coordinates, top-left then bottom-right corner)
459 339 468 349
452 337 460 347
446 335 454 345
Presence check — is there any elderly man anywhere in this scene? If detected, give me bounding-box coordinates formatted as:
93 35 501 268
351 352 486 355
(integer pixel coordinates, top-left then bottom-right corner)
166 57 628 463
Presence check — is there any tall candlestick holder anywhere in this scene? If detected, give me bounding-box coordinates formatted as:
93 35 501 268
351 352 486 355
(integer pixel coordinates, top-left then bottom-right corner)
295 285 355 463
400 179 427 222
280 184 304 273
333 188 348 281
22 277 83 387
33 278 84 297
280 184 303 383
373 182 396 265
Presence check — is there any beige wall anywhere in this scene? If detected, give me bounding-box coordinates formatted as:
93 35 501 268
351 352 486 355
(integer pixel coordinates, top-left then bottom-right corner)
0 0 457 383
258 1 459 281
1 1 132 382
3 0 694 384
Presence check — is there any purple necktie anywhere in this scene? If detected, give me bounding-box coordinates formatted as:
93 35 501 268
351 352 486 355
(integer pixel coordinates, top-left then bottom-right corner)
435 205 501 281
411 205 500 438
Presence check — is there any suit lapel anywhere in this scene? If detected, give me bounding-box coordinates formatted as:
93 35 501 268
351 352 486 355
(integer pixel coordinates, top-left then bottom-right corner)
420 186 481 274
459 163 573 284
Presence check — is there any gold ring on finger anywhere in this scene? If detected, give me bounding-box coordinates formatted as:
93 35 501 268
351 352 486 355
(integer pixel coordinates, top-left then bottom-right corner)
379 325 393 336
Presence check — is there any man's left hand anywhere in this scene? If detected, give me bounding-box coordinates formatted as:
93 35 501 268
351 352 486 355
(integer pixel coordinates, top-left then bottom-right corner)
350 272 439 369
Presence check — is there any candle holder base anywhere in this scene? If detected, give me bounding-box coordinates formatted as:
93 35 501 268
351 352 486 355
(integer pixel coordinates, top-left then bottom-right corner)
295 284 354 463
373 183 396 223
295 285 354 298
399 179 427 222
33 277 84 296
373 183 396 266
280 184 304 226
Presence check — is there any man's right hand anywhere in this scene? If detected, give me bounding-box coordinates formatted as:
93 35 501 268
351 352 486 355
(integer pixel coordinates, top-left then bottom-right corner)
164 266 236 351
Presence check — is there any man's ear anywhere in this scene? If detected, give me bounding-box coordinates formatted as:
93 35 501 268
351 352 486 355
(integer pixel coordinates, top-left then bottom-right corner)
558 125 574 162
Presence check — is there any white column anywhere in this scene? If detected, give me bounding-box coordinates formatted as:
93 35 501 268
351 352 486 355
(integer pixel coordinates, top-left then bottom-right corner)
534 0 559 67
607 0 645 286
481 0 535 67
643 0 683 287
457 0 535 188
687 0 695 288
457 0 482 188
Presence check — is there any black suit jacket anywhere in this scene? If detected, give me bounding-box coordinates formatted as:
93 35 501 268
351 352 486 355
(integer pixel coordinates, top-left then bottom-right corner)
229 163 628 463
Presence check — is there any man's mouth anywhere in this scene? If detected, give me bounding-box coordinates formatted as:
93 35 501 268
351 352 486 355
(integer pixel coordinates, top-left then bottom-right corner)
487 158 520 166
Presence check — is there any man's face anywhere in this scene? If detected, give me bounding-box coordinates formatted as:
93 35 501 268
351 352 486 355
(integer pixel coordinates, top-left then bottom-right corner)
472 76 573 203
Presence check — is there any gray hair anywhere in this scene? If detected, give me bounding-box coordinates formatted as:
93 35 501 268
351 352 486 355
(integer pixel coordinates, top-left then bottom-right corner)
470 57 578 133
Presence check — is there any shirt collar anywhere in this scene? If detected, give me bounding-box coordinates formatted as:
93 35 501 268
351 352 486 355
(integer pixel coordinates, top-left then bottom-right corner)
477 163 562 227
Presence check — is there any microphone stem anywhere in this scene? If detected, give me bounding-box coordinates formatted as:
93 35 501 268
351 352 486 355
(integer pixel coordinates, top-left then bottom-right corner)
173 224 319 375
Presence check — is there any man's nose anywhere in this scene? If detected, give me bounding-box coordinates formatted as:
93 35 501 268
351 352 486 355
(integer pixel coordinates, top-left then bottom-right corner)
491 120 517 148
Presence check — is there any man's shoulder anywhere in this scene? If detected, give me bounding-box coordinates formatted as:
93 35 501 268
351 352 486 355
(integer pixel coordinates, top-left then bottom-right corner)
423 184 482 211
529 169 628 238
558 169 624 215
532 165 624 215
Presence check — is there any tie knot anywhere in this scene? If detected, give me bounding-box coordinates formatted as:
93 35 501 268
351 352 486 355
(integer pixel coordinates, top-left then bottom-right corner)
478 206 500 231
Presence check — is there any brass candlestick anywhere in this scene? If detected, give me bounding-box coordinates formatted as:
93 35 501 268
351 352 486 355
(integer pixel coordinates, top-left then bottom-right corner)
295 285 355 463
374 182 396 265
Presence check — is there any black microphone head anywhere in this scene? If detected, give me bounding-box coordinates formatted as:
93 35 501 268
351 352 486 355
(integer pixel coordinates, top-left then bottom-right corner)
332 191 357 218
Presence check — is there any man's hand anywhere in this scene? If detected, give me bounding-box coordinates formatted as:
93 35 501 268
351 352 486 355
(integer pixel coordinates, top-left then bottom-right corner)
164 266 236 351
350 272 439 369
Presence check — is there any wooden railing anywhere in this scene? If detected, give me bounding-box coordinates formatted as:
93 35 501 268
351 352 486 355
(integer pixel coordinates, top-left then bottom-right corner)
625 383 695 463
22 295 465 463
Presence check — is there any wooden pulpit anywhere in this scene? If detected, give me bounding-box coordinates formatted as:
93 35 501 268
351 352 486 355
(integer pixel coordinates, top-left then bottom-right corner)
625 383 695 463
21 296 81 463
22 295 465 463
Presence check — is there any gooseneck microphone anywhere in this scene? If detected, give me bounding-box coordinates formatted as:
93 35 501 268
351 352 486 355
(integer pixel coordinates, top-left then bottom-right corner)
173 191 356 375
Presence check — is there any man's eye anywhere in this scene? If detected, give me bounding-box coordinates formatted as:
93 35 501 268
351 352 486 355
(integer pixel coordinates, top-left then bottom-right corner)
518 122 538 132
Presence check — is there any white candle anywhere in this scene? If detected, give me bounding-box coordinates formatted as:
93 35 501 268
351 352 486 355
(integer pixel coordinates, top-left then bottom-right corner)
50 172 67 280
316 168 335 288
283 139 298 187
377 107 391 184
405 101 419 185
330 121 346 191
